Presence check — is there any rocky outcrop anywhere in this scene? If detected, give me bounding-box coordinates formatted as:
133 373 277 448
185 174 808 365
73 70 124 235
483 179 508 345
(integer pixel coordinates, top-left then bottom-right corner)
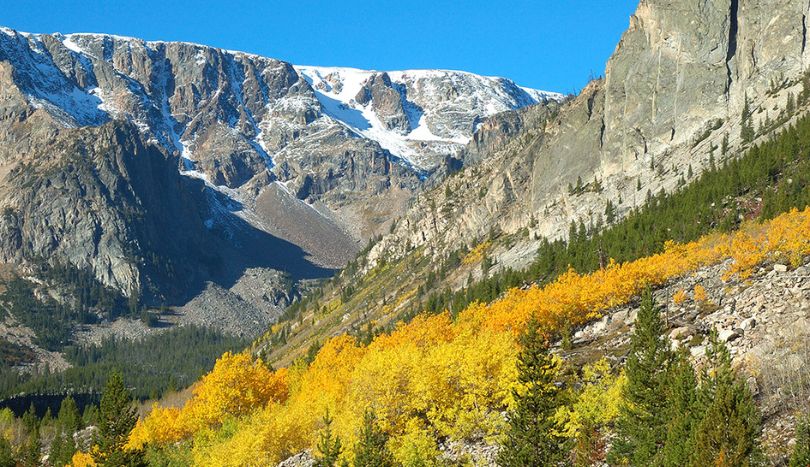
355 72 411 133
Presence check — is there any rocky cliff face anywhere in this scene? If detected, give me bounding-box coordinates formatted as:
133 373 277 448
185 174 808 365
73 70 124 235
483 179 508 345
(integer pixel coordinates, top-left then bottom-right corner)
366 0 810 272
0 26 555 323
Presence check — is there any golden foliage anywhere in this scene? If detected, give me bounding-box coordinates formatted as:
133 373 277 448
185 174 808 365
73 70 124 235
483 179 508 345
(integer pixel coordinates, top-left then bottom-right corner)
673 289 688 305
127 352 288 451
70 450 97 467
693 284 708 303
133 207 810 465
462 240 492 265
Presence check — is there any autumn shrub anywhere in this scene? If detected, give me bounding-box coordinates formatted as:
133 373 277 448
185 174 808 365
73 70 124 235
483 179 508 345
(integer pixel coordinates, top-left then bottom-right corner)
673 289 688 305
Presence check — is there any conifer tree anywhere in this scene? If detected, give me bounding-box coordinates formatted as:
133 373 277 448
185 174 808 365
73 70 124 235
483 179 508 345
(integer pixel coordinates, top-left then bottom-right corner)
690 332 760 466
95 371 144 466
660 347 699 466
609 290 673 466
50 396 81 467
58 395 81 433
790 413 810 467
314 410 343 467
497 318 569 466
82 404 99 427
353 409 393 467
742 96 755 144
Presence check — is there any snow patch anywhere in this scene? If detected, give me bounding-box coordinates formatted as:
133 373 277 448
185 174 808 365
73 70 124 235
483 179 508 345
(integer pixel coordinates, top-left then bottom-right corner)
295 65 561 170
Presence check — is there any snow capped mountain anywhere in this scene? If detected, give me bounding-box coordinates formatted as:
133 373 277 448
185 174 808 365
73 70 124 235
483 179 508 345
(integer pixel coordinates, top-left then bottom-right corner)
295 66 562 169
0 26 562 277
0 27 559 175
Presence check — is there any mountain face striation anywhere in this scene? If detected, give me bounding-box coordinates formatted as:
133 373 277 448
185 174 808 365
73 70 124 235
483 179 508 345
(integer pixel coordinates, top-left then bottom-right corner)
0 27 558 342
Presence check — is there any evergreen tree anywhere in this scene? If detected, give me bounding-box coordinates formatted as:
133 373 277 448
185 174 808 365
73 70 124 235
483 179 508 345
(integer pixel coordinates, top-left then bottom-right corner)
690 332 761 466
609 290 673 466
58 395 81 433
20 431 40 467
790 413 810 467
660 348 699 466
742 96 755 143
82 404 99 427
497 318 569 466
50 395 81 467
22 403 37 433
0 437 13 467
353 409 393 467
95 371 144 466
605 200 616 224
314 409 342 467
49 431 77 467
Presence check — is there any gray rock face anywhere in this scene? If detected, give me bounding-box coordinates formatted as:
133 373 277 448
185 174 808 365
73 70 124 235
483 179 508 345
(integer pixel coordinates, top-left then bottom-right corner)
354 72 411 133
0 26 555 340
365 0 810 276
0 26 555 284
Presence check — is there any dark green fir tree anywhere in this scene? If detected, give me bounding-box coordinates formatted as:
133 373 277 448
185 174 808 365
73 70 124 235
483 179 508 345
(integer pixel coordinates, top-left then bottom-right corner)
660 347 700 466
790 413 810 467
95 371 145 466
497 318 569 466
353 409 393 467
609 289 673 466
690 331 761 466
314 409 343 467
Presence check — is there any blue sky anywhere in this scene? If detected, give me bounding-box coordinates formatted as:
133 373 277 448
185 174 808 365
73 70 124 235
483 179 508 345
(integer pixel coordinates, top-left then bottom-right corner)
3 0 638 93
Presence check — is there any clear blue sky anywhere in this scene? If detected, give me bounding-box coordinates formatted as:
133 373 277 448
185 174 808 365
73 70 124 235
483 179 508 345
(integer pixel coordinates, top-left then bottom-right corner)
3 0 638 93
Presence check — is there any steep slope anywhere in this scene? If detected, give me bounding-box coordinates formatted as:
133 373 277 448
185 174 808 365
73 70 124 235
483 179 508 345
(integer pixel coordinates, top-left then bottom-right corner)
132 203 810 465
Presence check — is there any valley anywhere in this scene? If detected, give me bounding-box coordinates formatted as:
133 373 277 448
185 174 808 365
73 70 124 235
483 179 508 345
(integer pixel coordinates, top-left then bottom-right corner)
1 0 810 465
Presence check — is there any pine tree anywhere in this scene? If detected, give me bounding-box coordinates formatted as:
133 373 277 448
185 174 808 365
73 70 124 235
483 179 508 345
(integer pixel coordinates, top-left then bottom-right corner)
83 404 99 427
58 395 81 433
353 409 393 467
22 403 37 433
314 410 343 467
50 395 81 467
49 432 76 467
660 348 699 466
609 290 673 466
690 332 761 466
790 413 810 467
497 318 569 466
605 200 616 224
95 371 144 466
20 431 40 467
742 96 755 144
